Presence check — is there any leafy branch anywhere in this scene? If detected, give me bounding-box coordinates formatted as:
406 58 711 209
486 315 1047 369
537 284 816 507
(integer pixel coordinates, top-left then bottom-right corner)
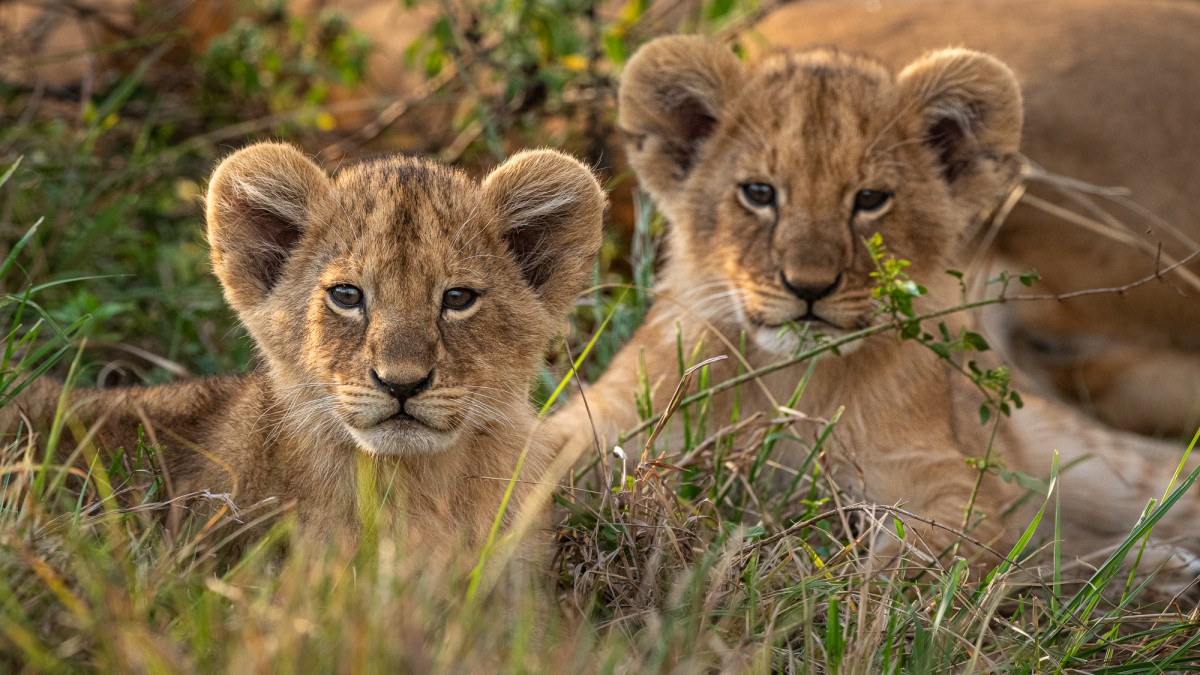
865 232 1029 427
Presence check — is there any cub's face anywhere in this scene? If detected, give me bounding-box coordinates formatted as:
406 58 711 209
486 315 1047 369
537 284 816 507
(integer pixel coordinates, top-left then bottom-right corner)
206 146 604 455
619 38 1023 357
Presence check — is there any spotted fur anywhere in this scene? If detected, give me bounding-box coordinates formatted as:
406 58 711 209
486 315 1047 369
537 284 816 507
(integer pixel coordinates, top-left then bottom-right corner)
550 37 1200 590
3 143 606 561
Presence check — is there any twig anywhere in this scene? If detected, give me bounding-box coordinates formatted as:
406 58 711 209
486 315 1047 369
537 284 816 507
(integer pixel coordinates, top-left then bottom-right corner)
617 248 1200 441
641 355 727 463
678 411 766 468
1015 248 1200 302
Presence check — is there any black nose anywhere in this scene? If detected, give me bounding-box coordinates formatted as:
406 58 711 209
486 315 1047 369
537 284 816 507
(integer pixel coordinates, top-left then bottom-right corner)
780 272 842 304
370 368 433 402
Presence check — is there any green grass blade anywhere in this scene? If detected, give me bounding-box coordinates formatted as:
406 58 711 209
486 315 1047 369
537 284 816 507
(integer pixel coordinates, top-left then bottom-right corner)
0 217 43 284
539 289 628 416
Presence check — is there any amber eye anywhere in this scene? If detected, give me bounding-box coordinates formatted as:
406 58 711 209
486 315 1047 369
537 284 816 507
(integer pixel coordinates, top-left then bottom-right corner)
739 182 776 208
329 284 363 309
853 189 892 213
442 288 478 311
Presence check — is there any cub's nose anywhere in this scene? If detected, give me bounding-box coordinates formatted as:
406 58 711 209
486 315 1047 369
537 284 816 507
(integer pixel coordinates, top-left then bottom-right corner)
780 271 842 304
370 368 433 403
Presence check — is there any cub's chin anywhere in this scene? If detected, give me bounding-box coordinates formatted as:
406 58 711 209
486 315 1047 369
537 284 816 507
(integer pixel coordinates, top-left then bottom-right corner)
751 321 870 361
348 420 463 457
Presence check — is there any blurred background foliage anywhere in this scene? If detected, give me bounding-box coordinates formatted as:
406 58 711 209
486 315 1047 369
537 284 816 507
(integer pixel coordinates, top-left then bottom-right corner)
0 0 765 389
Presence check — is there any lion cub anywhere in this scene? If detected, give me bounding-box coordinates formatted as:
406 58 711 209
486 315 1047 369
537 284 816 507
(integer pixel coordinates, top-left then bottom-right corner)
3 142 604 559
551 37 1200 587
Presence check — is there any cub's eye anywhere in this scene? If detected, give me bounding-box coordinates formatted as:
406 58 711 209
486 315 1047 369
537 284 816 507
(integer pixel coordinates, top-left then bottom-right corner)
853 189 892 214
442 287 479 312
329 284 363 309
739 182 776 208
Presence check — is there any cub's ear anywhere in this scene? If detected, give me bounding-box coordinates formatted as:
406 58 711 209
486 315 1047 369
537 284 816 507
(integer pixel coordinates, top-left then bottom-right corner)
898 49 1024 198
205 142 330 313
618 35 743 215
484 149 606 319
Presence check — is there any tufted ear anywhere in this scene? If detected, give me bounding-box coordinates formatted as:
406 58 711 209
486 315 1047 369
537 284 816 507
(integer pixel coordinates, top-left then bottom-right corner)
897 49 1024 197
205 142 330 314
618 36 744 214
484 149 606 319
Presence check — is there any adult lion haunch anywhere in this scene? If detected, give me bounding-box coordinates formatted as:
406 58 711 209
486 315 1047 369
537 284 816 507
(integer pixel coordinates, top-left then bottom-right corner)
549 36 1200 587
754 0 1200 436
2 142 605 565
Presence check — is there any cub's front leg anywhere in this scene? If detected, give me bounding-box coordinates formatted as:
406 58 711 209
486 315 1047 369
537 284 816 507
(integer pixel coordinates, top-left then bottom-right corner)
839 434 1018 579
545 302 738 464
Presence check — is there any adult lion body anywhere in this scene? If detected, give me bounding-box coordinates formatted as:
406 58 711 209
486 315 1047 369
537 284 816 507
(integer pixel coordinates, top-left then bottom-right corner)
754 0 1200 435
549 36 1200 586
2 143 605 564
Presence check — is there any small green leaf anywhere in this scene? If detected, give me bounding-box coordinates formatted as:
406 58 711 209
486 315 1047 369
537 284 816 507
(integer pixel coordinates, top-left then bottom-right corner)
1010 390 1024 409
962 331 990 351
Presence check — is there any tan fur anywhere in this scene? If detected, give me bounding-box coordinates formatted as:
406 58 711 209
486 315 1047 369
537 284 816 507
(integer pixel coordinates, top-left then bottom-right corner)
2 143 605 565
550 37 1200 587
752 0 1200 436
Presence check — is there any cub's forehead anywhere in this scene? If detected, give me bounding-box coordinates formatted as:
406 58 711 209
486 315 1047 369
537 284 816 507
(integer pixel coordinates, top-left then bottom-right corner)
332 156 481 229
731 50 897 140
300 156 503 288
317 157 492 253
722 50 903 175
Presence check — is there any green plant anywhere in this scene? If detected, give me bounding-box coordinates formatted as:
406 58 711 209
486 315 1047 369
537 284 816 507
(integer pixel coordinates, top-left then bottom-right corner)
0 166 87 413
0 2 373 382
200 1 371 132
404 0 760 163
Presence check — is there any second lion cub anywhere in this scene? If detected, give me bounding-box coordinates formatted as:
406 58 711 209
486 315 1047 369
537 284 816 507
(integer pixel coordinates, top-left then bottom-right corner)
550 36 1200 588
3 142 605 563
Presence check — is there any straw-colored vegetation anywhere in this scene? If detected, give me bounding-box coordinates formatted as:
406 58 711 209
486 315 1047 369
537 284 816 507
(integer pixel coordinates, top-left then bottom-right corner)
2 1 1198 672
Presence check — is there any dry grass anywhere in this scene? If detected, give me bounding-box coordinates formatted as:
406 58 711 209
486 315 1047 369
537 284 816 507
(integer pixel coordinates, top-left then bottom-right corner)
3 285 1200 672
3 167 1200 670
